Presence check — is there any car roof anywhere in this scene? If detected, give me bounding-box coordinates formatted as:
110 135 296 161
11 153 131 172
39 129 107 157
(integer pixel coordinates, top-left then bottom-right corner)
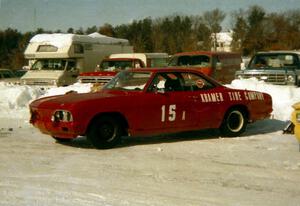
103 58 140 61
130 67 223 86
131 67 201 73
257 50 300 55
172 51 240 56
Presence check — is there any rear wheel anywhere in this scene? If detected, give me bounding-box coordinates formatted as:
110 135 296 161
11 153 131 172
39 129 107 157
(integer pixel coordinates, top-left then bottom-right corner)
220 108 247 137
87 116 123 149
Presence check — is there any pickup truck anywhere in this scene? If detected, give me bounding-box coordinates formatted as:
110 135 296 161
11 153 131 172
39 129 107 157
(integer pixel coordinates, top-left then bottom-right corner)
77 53 169 87
235 51 300 86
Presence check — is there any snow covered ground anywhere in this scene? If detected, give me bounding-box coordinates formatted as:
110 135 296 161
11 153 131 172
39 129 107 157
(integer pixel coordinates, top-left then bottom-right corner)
0 79 300 205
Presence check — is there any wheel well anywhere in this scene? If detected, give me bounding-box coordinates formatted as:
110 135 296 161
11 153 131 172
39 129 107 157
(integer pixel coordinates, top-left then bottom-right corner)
86 112 129 136
224 105 249 122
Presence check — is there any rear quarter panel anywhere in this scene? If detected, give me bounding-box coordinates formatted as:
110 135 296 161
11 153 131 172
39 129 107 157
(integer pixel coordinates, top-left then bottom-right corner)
215 87 272 125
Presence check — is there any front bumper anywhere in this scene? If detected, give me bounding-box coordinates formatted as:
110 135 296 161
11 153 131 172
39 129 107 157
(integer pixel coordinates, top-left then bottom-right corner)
30 109 83 139
32 119 81 139
235 70 296 85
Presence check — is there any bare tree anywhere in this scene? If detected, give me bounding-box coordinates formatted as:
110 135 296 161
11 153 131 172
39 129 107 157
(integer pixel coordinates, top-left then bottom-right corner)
203 9 226 51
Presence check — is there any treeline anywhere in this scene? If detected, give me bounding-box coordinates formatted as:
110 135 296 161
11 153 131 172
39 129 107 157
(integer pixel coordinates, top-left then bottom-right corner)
1 5 300 69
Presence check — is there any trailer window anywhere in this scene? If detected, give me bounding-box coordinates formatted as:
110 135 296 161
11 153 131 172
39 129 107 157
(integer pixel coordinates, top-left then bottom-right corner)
74 44 84 53
37 45 58 52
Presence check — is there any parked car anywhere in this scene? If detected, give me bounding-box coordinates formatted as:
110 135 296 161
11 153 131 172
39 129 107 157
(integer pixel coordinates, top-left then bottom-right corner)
235 51 300 86
0 69 15 79
29 68 273 149
14 69 28 77
0 69 20 84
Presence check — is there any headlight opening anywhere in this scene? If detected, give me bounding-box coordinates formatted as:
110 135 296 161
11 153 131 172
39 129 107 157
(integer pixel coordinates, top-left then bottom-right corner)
51 110 73 122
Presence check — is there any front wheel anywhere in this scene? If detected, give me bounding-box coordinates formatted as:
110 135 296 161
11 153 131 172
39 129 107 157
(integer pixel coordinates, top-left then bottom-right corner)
87 116 123 149
220 109 247 137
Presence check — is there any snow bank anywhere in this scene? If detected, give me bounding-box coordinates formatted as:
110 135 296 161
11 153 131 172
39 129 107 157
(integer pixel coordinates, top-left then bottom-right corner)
0 82 91 121
228 78 300 121
0 79 299 122
0 83 45 119
41 83 92 98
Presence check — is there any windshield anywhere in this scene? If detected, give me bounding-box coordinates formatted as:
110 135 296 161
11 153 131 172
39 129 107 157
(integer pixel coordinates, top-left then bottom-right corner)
169 55 211 67
100 60 134 71
150 58 168 67
248 54 297 69
103 71 152 91
31 59 75 71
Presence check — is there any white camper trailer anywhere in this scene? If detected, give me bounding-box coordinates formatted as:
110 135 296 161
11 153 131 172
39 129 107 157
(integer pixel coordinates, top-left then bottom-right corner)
21 33 133 86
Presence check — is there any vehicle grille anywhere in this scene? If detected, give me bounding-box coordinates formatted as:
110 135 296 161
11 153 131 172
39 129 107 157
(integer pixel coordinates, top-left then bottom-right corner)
23 79 55 86
238 73 287 85
79 77 113 84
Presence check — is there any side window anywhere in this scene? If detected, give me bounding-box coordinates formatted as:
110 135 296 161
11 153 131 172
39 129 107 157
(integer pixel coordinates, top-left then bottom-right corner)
148 73 184 92
74 44 84 54
283 55 296 66
182 72 214 91
134 60 143 68
177 56 190 66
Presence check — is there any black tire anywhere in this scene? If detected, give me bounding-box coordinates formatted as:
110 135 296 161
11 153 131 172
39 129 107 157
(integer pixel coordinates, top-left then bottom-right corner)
220 108 247 137
52 136 72 142
87 116 123 149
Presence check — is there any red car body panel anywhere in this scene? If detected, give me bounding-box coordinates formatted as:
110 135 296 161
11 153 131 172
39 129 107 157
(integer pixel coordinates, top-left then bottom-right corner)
30 68 272 139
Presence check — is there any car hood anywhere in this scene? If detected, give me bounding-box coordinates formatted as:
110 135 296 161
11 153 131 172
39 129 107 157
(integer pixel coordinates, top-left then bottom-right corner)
30 90 126 109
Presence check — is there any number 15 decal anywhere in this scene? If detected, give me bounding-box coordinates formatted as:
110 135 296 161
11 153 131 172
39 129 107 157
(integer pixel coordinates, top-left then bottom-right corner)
161 104 176 122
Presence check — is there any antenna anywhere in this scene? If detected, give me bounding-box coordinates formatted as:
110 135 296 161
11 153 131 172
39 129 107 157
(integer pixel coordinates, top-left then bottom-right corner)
34 7 37 31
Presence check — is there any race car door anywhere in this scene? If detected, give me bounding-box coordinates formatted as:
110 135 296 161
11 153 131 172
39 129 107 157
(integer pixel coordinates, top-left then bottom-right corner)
138 72 199 134
181 72 224 129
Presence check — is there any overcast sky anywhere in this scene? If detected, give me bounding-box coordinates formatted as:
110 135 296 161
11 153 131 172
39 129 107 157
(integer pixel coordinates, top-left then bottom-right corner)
0 0 299 32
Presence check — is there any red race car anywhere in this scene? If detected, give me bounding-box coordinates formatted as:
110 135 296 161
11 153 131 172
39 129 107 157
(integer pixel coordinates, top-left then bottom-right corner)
29 68 273 149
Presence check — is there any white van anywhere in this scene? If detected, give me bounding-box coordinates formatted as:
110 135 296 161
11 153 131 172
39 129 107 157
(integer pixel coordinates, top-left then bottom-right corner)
21 33 133 86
